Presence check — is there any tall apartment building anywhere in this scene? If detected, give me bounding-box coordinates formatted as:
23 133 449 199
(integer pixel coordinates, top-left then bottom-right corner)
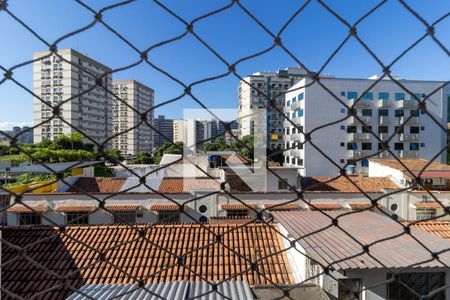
173 119 186 143
283 76 450 176
112 80 154 156
0 126 33 145
238 67 307 150
153 115 174 150
33 49 112 146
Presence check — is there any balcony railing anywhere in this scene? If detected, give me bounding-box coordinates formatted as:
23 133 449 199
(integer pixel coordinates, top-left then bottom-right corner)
379 133 390 141
399 116 419 126
290 101 302 111
379 151 392 158
399 133 419 142
292 116 303 125
398 100 419 109
289 149 302 157
399 150 419 158
348 116 371 125
378 100 390 108
350 99 371 108
348 150 371 159
379 116 390 125
348 133 370 141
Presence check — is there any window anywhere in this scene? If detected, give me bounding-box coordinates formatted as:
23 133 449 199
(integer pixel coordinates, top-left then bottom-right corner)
340 91 346 97
362 126 372 133
66 212 89 225
395 109 404 117
378 109 389 116
395 92 405 100
362 92 373 100
158 211 180 223
410 127 420 134
199 205 208 213
387 272 445 299
114 212 136 224
340 125 346 130
347 91 357 99
278 179 288 190
394 143 404 150
410 143 419 151
361 143 372 150
395 126 404 134
378 126 388 133
291 96 296 103
361 159 369 167
338 278 362 300
286 100 290 107
19 213 41 225
227 209 248 217
378 92 389 100
362 109 372 116
340 142 345 147
340 108 346 113
347 126 357 133
298 92 304 100
410 109 420 117
347 143 358 150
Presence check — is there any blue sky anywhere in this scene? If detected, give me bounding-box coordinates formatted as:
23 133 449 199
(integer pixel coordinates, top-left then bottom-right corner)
0 0 448 129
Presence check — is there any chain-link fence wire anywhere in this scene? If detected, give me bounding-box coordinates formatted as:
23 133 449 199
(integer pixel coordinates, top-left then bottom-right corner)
0 0 449 299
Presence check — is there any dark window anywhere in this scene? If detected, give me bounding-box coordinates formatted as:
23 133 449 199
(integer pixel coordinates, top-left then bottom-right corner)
339 278 362 300
362 109 372 116
19 213 41 225
394 143 404 150
340 159 345 163
378 126 388 134
361 159 369 167
227 209 248 217
410 143 419 151
378 143 383 150
387 272 445 300
361 143 372 150
347 143 358 150
199 205 208 213
278 179 288 190
199 216 208 223
362 126 372 133
347 126 357 133
340 142 345 147
395 92 405 100
113 212 136 224
395 109 404 117
378 109 389 117
66 212 89 225
158 211 180 223
410 127 420 134
395 126 404 134
347 91 357 99
410 109 420 117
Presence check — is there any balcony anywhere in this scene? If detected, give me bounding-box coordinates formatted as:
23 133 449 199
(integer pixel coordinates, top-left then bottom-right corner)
379 116 390 125
379 133 390 141
399 116 419 126
378 100 390 108
348 116 371 125
398 100 419 109
348 150 371 159
290 101 302 111
379 151 392 158
292 116 303 125
289 149 302 157
399 150 419 158
399 133 419 142
350 99 371 108
348 133 370 141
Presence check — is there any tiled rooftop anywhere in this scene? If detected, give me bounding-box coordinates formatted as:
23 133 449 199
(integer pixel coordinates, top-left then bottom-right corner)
221 204 257 210
413 202 444 209
6 204 48 213
67 177 126 193
409 221 450 240
370 158 450 173
158 178 221 193
264 203 301 210
150 204 180 211
55 205 95 212
1 224 293 299
105 204 141 212
299 175 399 193
273 211 450 271
347 202 383 210
308 202 342 210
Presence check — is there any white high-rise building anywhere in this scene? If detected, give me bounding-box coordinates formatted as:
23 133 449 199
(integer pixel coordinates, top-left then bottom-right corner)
283 76 450 176
112 80 154 156
33 49 112 146
238 67 307 150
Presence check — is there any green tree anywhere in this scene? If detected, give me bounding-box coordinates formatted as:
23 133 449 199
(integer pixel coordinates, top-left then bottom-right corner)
133 151 154 164
153 141 184 164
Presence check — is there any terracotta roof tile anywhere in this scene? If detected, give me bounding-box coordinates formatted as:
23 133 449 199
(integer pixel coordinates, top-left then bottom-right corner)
370 158 450 174
308 202 342 210
264 203 301 210
221 204 257 210
151 204 179 211
7 204 48 213
105 205 141 212
158 178 221 193
210 216 253 224
56 205 95 212
413 202 443 209
347 202 383 210
300 176 398 193
67 177 126 193
1 224 293 299
408 221 450 240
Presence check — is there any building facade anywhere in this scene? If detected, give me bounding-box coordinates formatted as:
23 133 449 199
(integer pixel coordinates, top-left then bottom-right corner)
33 49 112 146
283 77 449 176
112 80 154 156
153 115 173 150
238 67 307 150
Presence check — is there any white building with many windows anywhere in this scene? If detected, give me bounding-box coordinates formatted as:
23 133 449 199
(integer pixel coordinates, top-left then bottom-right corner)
283 76 449 176
33 49 113 146
112 80 154 155
238 67 308 150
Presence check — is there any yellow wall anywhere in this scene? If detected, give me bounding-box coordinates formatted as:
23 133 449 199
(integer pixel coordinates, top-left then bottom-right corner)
9 180 57 194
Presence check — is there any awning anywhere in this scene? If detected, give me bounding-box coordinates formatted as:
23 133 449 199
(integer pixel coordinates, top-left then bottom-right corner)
264 203 301 210
7 204 48 213
348 202 383 210
56 205 96 212
308 202 342 210
414 202 443 209
105 205 141 212
151 204 179 212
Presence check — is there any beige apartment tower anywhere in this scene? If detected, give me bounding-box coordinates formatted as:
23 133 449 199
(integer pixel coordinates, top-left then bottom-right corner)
33 49 113 147
112 80 154 156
